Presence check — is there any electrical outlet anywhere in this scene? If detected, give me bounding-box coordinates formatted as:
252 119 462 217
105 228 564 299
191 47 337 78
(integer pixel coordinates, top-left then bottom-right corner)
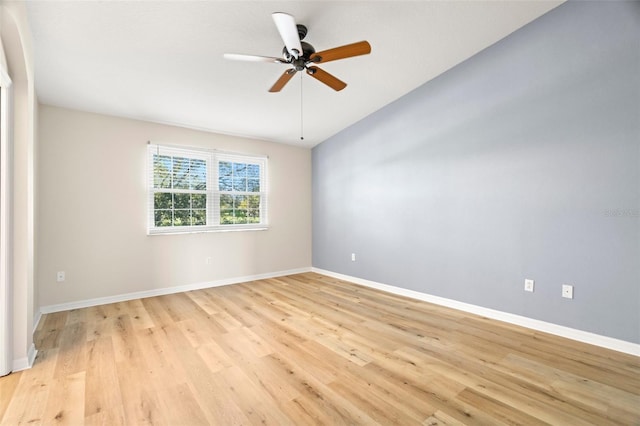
56 271 65 282
524 279 534 292
351 253 356 262
562 284 574 299
205 257 212 265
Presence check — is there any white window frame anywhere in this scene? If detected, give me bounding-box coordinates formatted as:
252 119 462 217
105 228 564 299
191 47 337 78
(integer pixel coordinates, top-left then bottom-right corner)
147 144 268 235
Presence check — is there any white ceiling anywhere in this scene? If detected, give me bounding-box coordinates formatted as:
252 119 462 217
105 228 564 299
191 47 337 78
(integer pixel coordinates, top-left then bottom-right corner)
26 1 562 148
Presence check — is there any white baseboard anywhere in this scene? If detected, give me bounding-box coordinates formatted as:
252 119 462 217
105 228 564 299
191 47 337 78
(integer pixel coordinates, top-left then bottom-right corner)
12 343 37 372
33 310 42 334
10 314 43 372
312 267 640 357
39 267 312 315
28 344 37 368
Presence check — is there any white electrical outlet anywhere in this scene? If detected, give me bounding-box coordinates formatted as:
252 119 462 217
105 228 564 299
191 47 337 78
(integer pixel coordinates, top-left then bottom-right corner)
351 253 356 262
562 284 574 299
205 257 212 265
56 271 65 282
524 279 535 292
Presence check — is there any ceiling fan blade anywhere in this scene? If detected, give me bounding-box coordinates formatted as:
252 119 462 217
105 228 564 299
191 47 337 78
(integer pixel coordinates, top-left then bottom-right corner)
306 66 347 91
272 12 303 59
310 41 371 64
269 69 297 92
224 53 287 64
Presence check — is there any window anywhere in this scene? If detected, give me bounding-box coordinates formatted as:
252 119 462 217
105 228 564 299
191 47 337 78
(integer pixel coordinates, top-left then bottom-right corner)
148 144 267 234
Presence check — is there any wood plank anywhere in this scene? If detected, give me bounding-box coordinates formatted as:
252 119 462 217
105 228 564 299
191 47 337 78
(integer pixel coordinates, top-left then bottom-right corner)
0 370 21 420
111 314 165 425
41 371 86 425
53 321 87 379
155 383 210 426
84 337 125 424
215 365 294 425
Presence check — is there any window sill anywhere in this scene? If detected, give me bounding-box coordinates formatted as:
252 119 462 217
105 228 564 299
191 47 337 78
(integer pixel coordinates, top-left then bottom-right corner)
148 225 269 235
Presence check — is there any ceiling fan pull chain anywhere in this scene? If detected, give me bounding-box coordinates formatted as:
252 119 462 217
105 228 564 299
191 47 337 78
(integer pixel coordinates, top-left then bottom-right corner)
300 73 304 141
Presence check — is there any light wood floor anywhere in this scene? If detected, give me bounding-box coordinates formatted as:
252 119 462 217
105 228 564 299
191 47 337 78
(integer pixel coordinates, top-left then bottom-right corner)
1 272 639 425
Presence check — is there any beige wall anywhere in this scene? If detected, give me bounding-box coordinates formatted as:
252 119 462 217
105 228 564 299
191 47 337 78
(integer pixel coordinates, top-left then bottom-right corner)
37 106 311 306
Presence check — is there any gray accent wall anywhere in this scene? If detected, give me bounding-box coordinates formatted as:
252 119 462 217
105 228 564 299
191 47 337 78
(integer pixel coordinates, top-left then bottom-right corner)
312 1 640 343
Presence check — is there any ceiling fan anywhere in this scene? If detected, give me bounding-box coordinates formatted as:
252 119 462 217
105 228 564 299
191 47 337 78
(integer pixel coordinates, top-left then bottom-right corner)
224 12 371 93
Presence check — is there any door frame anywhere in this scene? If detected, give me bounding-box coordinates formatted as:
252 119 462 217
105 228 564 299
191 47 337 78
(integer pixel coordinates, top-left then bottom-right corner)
0 54 13 376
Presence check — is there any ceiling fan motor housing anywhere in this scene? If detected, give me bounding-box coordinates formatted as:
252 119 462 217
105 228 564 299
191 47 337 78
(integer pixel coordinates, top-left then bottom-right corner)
282 41 316 70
